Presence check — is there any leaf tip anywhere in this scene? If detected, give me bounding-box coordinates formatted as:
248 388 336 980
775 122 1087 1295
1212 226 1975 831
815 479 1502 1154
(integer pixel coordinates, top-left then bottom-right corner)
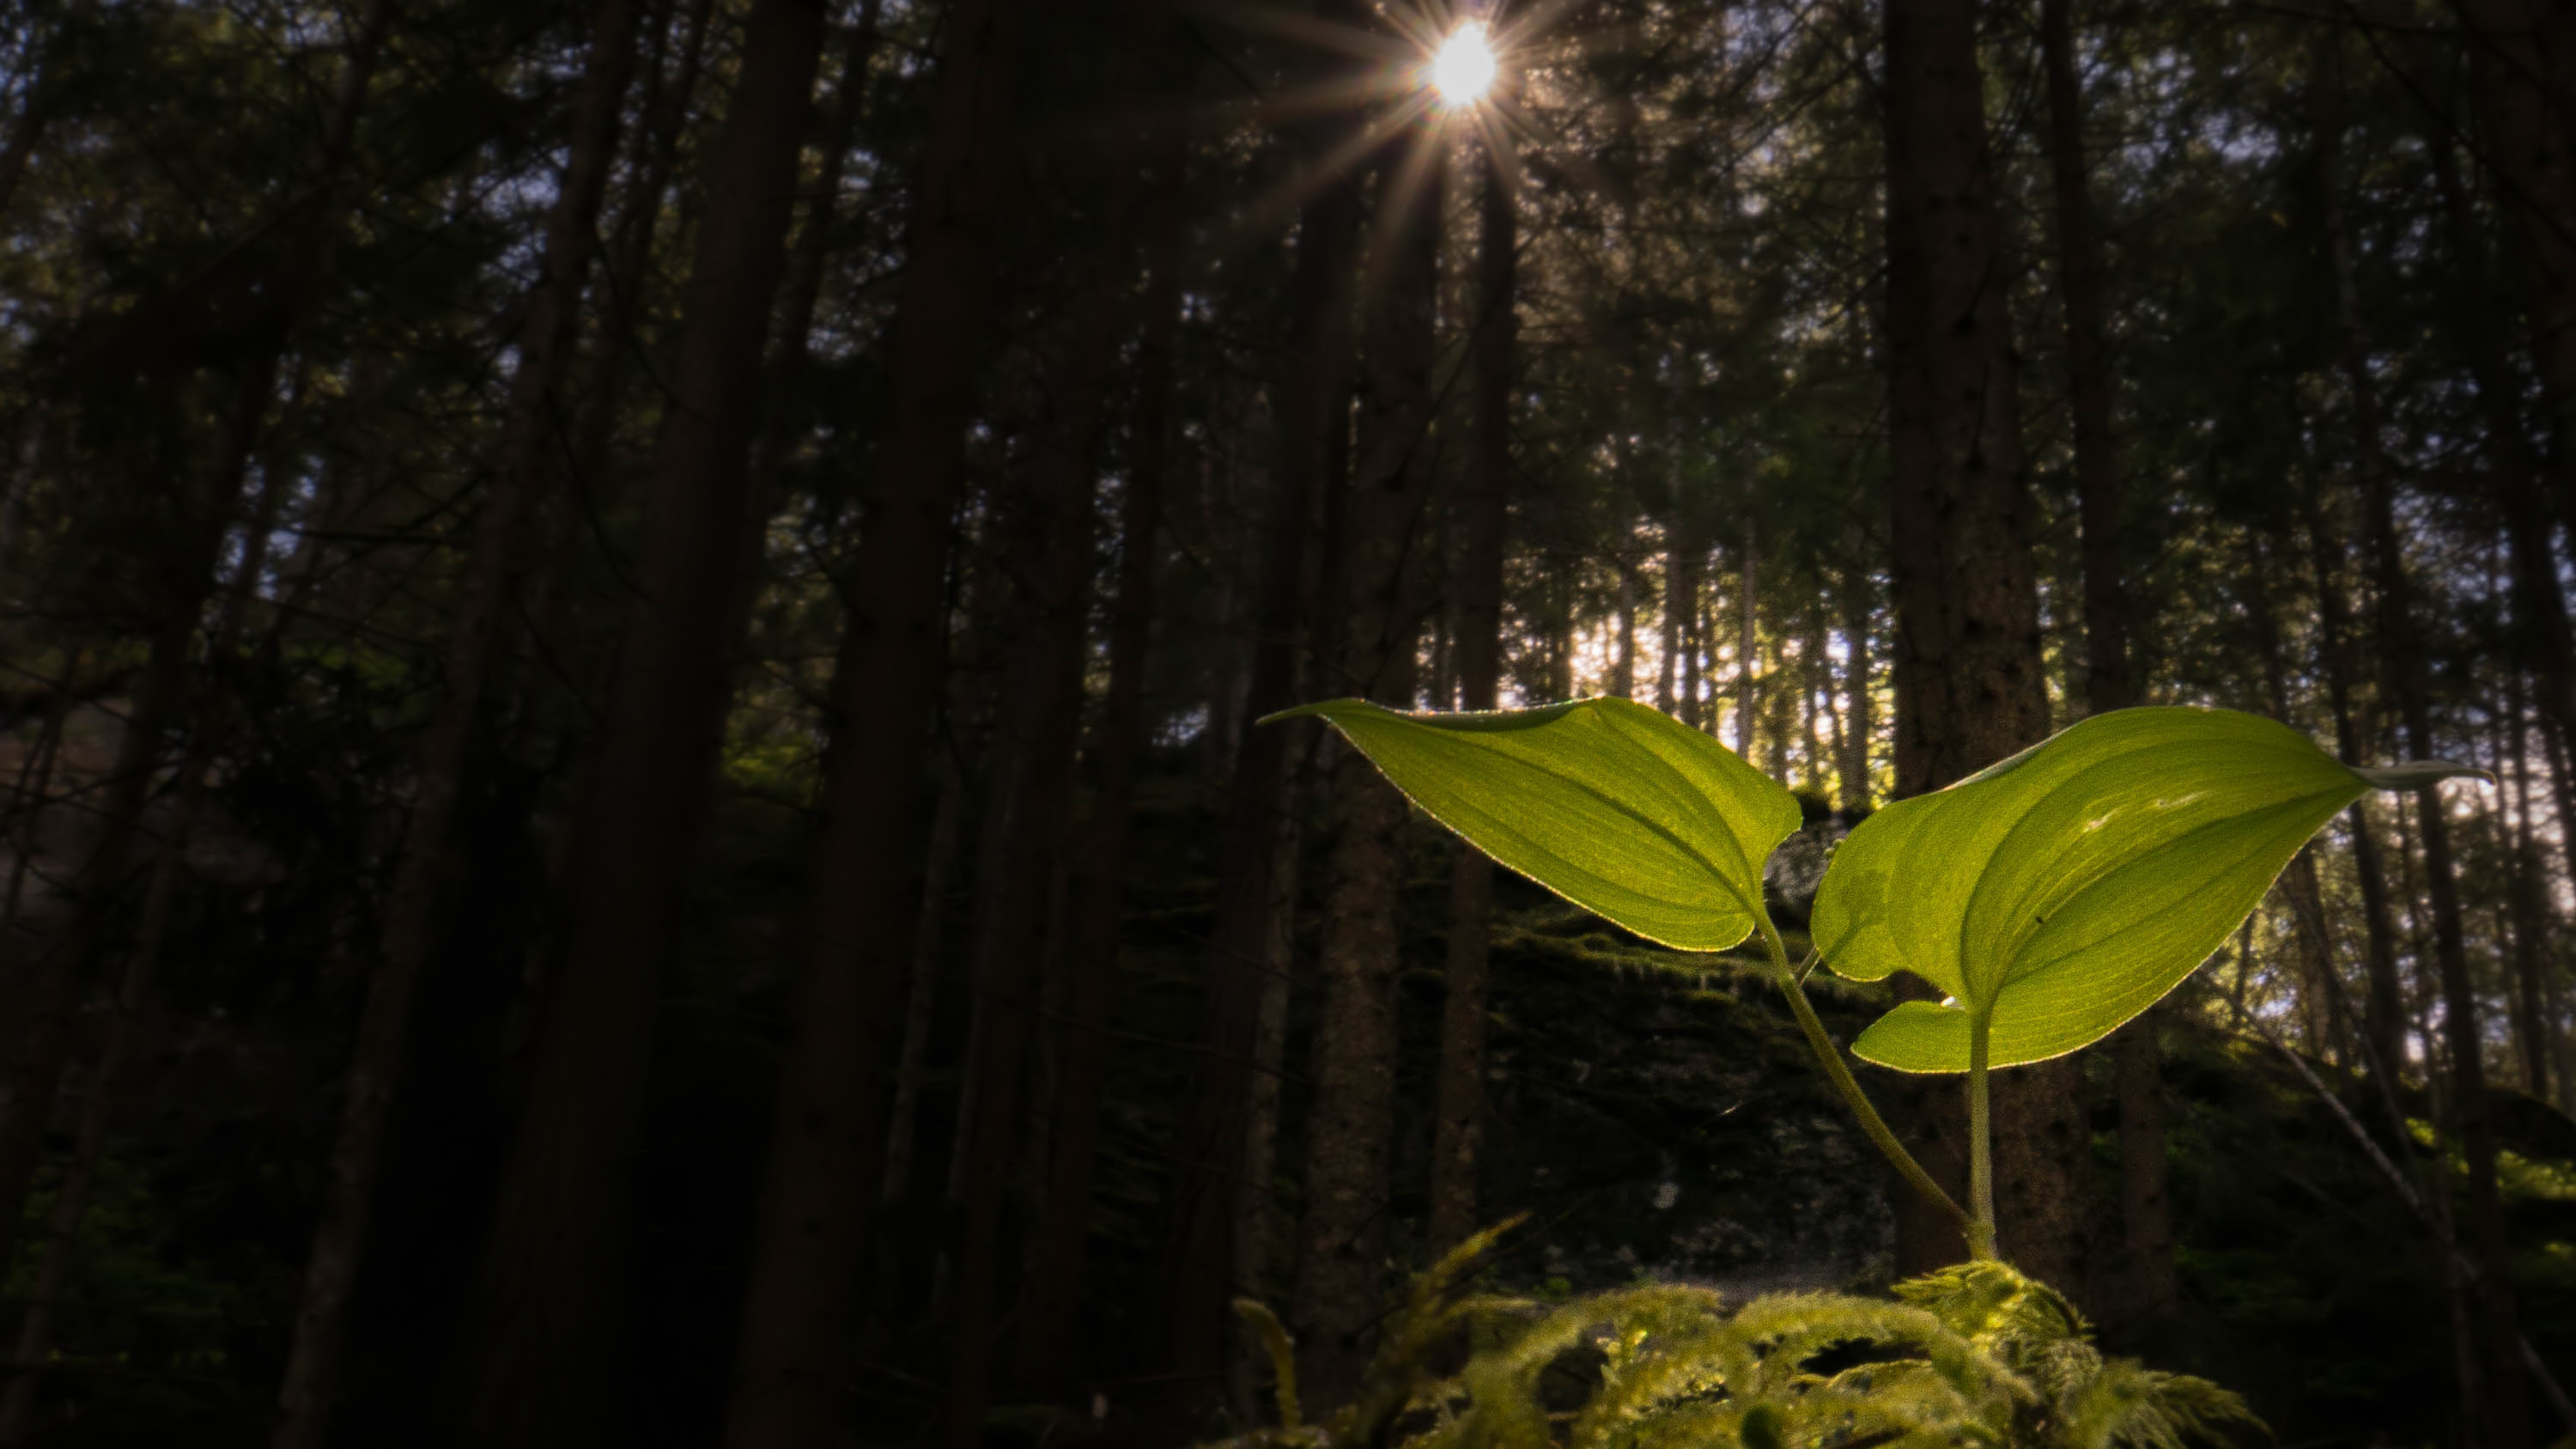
1256 698 1359 728
2353 758 2494 792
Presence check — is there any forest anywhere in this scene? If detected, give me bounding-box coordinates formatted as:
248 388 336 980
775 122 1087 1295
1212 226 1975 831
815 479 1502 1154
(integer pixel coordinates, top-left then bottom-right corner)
0 0 2573 1445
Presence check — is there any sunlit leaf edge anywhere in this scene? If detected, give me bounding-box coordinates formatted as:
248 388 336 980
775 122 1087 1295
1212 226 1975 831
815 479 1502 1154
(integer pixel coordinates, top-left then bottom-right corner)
1267 697 1801 954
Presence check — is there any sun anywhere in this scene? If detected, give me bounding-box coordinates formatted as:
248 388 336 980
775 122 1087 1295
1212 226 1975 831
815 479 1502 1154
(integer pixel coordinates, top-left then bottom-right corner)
1430 22 1497 107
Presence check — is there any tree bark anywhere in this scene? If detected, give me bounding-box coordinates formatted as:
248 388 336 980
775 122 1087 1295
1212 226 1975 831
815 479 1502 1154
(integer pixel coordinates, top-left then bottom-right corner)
1153 1 1364 1419
1662 521 1700 726
2500 674 2554 1097
1840 581 1872 813
451 4 826 1443
2428 93 2576 906
1612 562 1637 699
1022 30 1186 1396
271 6 640 1443
0 615 188 1291
2248 539 2364 1074
2454 0 2576 540
746 0 884 527
716 3 1017 1445
1879 0 2073 1288
941 9 1165 1434
1735 520 1758 758
1430 130 1512 1257
1289 130 1443 1413
2362 466 2535 1449
2345 67 2532 1440
2302 40 2414 1098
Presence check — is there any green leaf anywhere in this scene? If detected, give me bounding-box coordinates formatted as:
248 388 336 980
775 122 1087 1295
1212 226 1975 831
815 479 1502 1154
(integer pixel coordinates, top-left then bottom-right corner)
1810 706 2482 1072
1267 697 1802 953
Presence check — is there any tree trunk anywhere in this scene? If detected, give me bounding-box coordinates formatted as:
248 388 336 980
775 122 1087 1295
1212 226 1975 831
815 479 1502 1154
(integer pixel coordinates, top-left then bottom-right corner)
452 4 826 1443
517 0 720 729
2506 678 2555 1097
1735 519 1757 758
1153 0 1364 1419
2454 0 2576 540
1879 0 2070 1287
1230 800 1302 1422
0 651 78 951
942 9 1164 1434
1841 581 1872 813
2429 94 2576 904
2366 502 2535 1449
2342 64 2532 1437
2249 539 2363 1073
1613 562 1637 699
0 616 188 1292
2041 0 2127 721
1430 131 1512 1257
1656 546 1684 715
715 2 1016 1444
746 0 884 526
1881 0 2050 795
1022 34 1186 1397
1289 131 1443 1413
271 5 641 1443
1 409 312 1439
2301 44 2414 1094
2494 675 2555 1093
6 0 392 1339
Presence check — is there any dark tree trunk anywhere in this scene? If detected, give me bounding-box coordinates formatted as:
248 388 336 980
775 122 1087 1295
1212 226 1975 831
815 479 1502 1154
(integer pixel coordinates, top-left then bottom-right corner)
1023 24 1186 1395
2322 43 2531 1436
2429 95 2576 904
2302 41 2414 1099
941 9 1166 1434
2360 431 2535 1449
2504 675 2553 1098
1840 581 1872 813
2454 0 2576 539
1879 0 2074 1288
1881 0 2050 795
7 0 392 1378
717 3 1018 1444
0 615 189 1289
272 5 641 1441
1153 1 1364 1419
1662 523 1700 725
1430 130 1512 1257
1735 522 1757 755
452 4 827 1442
1288 131 1443 1413
2248 540 2363 1074
747 0 884 527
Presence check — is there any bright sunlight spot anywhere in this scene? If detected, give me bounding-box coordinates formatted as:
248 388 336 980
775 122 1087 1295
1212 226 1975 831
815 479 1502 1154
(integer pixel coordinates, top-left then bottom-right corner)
1430 23 1497 105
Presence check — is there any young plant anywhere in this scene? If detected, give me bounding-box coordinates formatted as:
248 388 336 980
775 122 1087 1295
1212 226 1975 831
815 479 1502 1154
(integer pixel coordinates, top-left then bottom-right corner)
1272 697 2476 1262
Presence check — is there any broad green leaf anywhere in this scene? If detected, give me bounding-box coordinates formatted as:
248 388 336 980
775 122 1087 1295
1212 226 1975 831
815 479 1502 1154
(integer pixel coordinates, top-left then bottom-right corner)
1811 706 2482 1073
1268 697 1801 953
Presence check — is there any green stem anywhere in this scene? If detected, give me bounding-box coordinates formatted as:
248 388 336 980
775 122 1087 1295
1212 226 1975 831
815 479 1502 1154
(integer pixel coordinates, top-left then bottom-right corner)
1758 918 1977 1247
1965 1011 1997 1261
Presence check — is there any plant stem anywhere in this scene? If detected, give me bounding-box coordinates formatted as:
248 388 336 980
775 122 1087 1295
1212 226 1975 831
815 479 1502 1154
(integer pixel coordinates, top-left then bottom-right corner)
1758 919 1978 1247
1966 1012 1997 1260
